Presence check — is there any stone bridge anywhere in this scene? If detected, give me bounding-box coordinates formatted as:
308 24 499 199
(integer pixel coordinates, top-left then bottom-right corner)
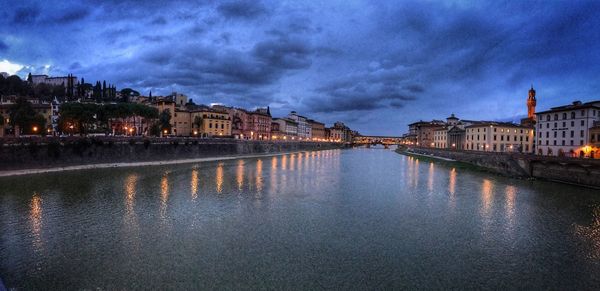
353 136 405 148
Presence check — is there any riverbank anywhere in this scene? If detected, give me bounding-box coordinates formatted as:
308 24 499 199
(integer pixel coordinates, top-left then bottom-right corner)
396 147 600 189
0 150 326 177
0 137 345 173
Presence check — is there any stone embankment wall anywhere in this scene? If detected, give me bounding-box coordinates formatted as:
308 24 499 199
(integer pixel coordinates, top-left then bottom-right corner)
403 147 600 188
0 137 344 171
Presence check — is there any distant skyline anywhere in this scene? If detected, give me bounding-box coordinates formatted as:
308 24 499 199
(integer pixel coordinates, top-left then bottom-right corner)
1 0 600 135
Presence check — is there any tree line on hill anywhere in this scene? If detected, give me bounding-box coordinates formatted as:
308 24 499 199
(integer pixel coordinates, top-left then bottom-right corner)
0 74 141 103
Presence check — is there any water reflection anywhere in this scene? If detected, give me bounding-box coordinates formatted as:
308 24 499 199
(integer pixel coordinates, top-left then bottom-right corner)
448 168 457 209
216 163 224 193
191 168 199 200
505 185 517 233
427 162 435 192
160 173 169 220
236 160 245 191
29 193 43 253
256 159 263 193
125 174 137 214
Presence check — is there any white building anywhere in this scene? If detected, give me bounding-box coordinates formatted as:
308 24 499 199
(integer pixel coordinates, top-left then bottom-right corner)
465 122 534 153
273 118 298 137
535 100 600 157
288 111 311 139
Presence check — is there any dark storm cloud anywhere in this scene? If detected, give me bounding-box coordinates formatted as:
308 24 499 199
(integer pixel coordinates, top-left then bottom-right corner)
12 6 40 24
3 0 600 135
217 0 268 19
52 7 90 24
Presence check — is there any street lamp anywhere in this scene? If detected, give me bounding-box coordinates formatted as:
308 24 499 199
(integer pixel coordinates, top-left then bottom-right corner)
32 126 38 133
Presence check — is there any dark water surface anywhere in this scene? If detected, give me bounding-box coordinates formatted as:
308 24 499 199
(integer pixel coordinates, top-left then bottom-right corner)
1 148 600 289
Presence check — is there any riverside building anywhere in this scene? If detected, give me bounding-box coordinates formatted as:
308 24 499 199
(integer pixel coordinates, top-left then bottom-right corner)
535 100 600 157
465 122 534 153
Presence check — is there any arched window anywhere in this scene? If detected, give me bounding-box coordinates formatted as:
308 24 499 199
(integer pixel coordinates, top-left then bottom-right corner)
546 115 550 121
563 113 567 119
554 114 558 120
571 112 576 119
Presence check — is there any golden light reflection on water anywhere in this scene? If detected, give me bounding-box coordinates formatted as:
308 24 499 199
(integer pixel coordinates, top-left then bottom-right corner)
216 162 224 193
290 153 296 170
505 185 517 231
574 207 600 260
270 156 278 192
282 154 288 170
160 173 169 220
125 174 138 213
236 160 245 191
191 168 199 200
481 179 494 216
448 168 457 208
256 159 263 193
427 162 435 192
29 193 43 252
124 174 140 251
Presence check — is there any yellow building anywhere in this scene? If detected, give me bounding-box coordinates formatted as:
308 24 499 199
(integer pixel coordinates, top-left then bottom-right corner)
465 122 534 153
191 109 231 137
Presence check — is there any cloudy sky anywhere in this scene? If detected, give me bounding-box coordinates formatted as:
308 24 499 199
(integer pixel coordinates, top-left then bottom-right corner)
1 0 600 135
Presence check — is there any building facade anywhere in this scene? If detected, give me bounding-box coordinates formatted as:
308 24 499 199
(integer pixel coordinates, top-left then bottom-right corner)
465 122 534 153
535 100 600 157
288 111 311 139
308 119 325 140
272 118 298 139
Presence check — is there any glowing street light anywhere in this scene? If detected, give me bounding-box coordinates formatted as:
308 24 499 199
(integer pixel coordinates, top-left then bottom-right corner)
32 126 38 132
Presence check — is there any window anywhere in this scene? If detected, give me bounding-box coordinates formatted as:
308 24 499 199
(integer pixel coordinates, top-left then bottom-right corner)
582 110 585 116
571 112 576 119
494 135 497 141
554 132 557 138
554 122 557 128
581 130 584 138
554 114 558 120
562 122 566 127
562 131 566 138
562 140 565 146
571 121 575 127
209 123 213 128
570 140 574 146
581 120 585 126
546 132 549 138
563 113 567 119
570 131 574 138
547 115 550 121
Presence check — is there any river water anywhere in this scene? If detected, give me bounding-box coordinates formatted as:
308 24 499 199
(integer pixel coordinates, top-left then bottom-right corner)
1 148 600 289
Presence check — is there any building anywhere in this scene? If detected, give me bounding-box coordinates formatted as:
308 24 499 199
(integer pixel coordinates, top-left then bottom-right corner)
272 118 298 140
191 108 231 137
535 100 600 157
521 86 538 127
29 74 78 96
407 120 446 147
247 107 272 140
589 121 600 158
465 122 534 153
433 126 448 148
288 111 311 139
327 127 344 142
0 102 52 136
308 119 325 140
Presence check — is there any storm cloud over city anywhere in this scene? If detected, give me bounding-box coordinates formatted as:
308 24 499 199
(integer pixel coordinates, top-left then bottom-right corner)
1 0 600 135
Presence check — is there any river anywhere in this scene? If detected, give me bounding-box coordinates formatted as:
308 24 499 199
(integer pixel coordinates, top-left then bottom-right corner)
1 148 600 289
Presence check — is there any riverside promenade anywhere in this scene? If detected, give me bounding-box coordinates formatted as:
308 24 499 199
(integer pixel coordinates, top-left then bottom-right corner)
0 136 345 174
398 146 600 188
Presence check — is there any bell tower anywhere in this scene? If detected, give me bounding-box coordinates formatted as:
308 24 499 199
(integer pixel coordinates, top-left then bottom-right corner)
527 85 537 120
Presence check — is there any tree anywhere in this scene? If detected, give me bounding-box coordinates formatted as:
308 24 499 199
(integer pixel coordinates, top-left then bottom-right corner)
193 115 203 129
120 88 140 103
158 109 171 136
8 97 47 135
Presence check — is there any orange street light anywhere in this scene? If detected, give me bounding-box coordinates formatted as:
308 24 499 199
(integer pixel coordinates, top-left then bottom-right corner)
32 126 38 132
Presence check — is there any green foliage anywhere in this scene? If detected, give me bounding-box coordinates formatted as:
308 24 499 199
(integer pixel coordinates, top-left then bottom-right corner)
193 116 203 129
8 97 47 134
159 109 172 132
58 102 159 134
